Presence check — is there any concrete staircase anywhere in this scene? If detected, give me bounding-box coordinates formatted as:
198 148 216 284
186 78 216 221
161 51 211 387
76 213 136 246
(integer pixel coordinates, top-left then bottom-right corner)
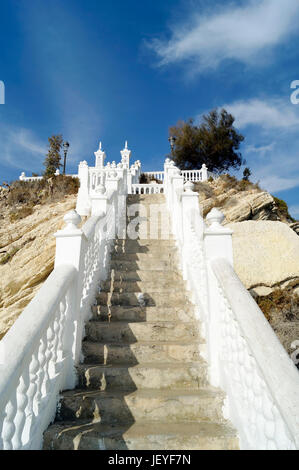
43 194 238 450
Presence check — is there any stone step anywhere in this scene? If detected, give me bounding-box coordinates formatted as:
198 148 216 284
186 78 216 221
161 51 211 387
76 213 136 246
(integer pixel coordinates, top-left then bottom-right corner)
127 194 166 203
76 362 208 391
109 270 181 282
110 260 178 271
112 246 177 256
101 279 185 293
43 421 239 450
114 239 176 247
56 388 225 424
84 321 199 343
91 305 196 323
82 339 204 365
110 252 177 262
96 291 192 307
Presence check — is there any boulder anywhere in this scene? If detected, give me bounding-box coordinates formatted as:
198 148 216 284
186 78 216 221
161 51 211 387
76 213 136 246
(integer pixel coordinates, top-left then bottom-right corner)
230 220 299 295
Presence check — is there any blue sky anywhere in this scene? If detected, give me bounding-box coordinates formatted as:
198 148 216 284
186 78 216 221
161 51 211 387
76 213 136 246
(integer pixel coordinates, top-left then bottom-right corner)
0 0 299 219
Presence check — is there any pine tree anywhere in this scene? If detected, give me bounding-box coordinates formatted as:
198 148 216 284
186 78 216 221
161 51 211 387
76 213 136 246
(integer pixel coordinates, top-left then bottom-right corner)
169 109 245 173
43 135 63 177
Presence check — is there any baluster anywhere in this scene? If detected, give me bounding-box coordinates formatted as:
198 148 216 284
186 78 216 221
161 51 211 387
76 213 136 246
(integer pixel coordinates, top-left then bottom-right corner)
52 309 61 371
2 395 17 450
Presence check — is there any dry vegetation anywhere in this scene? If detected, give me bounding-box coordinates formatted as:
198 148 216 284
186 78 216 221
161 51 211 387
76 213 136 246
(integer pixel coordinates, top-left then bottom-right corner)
0 176 79 224
255 285 299 364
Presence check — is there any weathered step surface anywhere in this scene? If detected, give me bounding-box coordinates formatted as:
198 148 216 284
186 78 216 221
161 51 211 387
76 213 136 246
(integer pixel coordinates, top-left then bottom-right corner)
111 252 178 262
113 239 176 251
56 388 226 424
82 340 204 365
43 421 238 450
85 321 199 343
77 362 208 391
101 279 185 293
91 305 196 323
96 291 192 307
110 270 181 282
110 260 178 271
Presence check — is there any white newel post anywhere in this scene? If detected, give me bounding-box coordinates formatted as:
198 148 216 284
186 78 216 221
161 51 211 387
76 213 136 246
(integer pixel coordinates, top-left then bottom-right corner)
90 185 107 216
163 158 172 204
76 161 91 217
170 168 184 243
201 164 208 182
204 208 233 387
54 210 86 388
181 181 201 281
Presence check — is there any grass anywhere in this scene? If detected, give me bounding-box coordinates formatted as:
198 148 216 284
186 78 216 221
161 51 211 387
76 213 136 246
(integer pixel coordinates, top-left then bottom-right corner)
1 175 79 222
9 205 34 223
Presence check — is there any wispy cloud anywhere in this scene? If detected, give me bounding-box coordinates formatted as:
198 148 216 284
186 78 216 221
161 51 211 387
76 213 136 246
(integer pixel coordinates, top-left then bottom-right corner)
225 98 299 130
245 143 275 155
289 205 299 219
149 0 299 72
0 124 46 175
220 96 299 193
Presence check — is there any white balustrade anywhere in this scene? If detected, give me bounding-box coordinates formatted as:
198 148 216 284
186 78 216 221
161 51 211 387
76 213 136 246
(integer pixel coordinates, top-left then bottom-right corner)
211 259 299 450
181 164 214 182
143 171 164 182
0 166 127 449
131 184 164 195
164 158 299 450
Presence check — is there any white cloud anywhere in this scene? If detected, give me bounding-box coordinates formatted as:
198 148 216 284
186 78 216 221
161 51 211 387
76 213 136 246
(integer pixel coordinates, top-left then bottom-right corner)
257 175 299 193
245 143 275 155
0 125 46 173
150 0 299 70
289 205 299 219
224 98 299 130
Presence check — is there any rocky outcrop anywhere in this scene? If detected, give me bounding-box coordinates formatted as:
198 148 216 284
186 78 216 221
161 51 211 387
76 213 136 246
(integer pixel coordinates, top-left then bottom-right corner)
196 176 297 233
0 195 77 339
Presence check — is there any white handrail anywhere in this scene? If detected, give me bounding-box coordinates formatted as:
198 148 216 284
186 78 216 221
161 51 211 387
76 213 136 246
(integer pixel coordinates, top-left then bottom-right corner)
164 158 299 450
0 166 126 449
0 265 76 450
211 258 299 450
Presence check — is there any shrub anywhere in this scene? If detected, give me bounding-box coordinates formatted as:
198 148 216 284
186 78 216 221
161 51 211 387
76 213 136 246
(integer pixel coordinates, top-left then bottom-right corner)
9 205 34 223
273 196 295 222
2 176 79 212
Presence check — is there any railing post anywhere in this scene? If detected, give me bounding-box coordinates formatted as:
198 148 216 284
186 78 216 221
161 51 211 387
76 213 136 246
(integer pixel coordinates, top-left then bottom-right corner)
90 185 107 216
170 168 184 242
201 164 208 181
76 161 91 217
204 208 233 387
54 210 86 388
163 158 172 205
181 181 202 279
204 208 233 265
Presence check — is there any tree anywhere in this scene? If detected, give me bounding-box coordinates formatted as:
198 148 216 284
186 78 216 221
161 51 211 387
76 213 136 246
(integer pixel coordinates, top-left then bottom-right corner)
43 135 63 177
169 109 245 173
243 167 251 181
